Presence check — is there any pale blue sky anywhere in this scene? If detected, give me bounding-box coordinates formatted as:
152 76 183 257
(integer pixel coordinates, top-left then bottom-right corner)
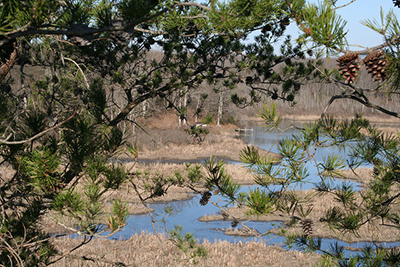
291 0 400 50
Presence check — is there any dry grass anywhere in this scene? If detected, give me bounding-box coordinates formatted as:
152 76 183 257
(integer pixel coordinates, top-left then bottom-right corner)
49 232 320 267
336 167 375 187
137 133 278 163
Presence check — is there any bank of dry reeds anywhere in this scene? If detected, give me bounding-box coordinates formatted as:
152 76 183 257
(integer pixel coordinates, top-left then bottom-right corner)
49 232 320 267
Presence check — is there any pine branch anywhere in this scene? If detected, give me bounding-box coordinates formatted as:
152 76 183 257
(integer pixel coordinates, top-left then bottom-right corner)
332 0 357 10
0 111 77 145
0 2 214 48
322 94 400 119
0 42 18 83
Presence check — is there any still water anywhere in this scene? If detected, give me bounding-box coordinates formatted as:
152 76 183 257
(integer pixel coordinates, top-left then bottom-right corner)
110 120 398 257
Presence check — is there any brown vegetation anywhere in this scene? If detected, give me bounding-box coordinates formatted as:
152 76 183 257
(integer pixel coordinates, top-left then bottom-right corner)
49 232 320 267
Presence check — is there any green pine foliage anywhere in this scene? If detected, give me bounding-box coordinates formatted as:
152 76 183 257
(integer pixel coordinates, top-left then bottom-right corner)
244 103 400 265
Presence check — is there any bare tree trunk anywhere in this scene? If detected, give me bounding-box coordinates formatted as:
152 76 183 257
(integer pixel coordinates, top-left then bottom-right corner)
195 97 200 123
178 89 188 128
131 115 136 135
178 97 182 128
142 100 147 117
217 92 224 127
182 92 187 126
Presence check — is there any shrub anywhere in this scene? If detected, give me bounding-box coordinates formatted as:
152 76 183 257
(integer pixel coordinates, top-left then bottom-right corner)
201 113 215 124
185 125 210 144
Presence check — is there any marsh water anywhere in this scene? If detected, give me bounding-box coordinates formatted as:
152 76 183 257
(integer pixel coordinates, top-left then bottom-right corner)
110 120 399 257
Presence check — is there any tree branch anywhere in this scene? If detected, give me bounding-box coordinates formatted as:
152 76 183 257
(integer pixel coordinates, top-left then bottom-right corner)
0 2 215 48
0 111 77 145
338 35 400 55
0 43 19 83
332 0 357 10
61 56 90 90
321 94 400 118
60 253 130 267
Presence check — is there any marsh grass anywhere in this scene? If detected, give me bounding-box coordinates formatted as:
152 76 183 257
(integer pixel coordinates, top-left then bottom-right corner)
49 232 320 267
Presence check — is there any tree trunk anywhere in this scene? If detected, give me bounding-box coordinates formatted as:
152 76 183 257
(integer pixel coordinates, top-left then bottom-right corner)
178 89 188 127
217 92 224 127
182 92 187 126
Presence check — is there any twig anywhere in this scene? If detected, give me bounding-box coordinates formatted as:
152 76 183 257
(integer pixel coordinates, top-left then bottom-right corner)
332 0 357 10
61 56 90 90
60 253 131 267
0 236 24 267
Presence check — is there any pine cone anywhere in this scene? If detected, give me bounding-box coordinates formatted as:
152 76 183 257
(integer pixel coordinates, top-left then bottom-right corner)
363 50 388 82
337 52 361 84
301 219 313 236
221 211 229 220
231 218 239 228
199 191 212 206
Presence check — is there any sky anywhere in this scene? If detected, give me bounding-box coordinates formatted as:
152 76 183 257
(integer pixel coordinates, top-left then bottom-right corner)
287 0 400 51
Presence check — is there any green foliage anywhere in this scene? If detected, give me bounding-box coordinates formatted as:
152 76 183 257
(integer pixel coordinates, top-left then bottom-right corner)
222 115 236 125
185 125 210 144
168 225 208 263
201 113 215 124
58 0 92 26
118 0 159 21
93 0 114 28
204 157 241 201
103 164 128 190
240 145 263 167
319 154 346 179
107 199 129 232
258 102 281 130
87 78 107 123
53 189 83 216
21 148 61 194
278 190 314 218
244 188 274 215
298 0 348 56
186 164 204 183
20 109 48 138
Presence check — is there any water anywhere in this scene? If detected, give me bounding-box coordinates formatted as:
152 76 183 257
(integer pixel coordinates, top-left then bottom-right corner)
113 194 286 245
112 120 398 258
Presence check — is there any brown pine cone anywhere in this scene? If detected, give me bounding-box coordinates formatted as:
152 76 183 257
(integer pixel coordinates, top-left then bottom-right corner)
363 50 388 82
301 219 313 236
337 52 361 84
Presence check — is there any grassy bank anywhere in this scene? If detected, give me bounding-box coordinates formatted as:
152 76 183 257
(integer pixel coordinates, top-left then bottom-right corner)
49 232 320 267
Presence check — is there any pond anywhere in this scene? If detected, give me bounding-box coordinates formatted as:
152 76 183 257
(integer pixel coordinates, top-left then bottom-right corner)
110 119 399 258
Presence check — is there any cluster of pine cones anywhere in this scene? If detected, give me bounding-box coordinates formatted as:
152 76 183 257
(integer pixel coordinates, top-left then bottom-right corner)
337 50 388 84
